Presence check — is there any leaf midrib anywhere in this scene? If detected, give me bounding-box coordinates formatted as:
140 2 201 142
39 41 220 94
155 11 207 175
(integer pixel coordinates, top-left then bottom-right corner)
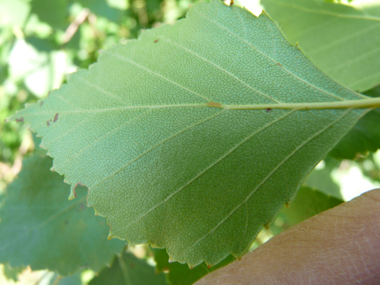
18 96 380 120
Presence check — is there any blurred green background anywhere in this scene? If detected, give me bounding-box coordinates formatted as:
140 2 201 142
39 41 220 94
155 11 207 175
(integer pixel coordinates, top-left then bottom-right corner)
1 0 379 284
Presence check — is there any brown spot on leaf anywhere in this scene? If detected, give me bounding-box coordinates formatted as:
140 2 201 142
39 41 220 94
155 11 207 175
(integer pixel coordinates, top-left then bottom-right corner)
266 108 272 112
47 121 50 126
264 224 270 230
53 113 59 122
207 101 222 108
207 264 212 269
154 39 159 43
277 62 282 67
16 117 24 123
285 202 290 208
39 101 44 106
230 0 234 5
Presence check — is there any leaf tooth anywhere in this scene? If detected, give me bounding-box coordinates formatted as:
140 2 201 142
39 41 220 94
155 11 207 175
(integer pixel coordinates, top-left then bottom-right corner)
107 234 117 240
68 183 78 200
231 252 242 261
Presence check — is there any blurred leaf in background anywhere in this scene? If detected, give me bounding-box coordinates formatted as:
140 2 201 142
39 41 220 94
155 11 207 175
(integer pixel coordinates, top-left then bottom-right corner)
0 155 126 276
89 251 167 285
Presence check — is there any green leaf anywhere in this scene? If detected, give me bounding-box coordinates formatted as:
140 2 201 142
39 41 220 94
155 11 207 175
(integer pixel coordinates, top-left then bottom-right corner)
261 0 380 92
330 86 380 159
9 0 380 266
0 155 125 276
154 249 235 285
89 251 167 285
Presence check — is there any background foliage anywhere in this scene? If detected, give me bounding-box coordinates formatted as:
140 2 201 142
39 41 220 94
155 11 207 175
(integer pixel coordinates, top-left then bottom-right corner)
0 0 379 284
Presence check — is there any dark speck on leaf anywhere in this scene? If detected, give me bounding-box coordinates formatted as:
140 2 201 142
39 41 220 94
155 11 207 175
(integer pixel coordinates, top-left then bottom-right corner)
47 121 50 126
154 39 159 43
53 113 59 122
16 117 24 123
266 108 272 112
277 62 282 67
39 101 44 106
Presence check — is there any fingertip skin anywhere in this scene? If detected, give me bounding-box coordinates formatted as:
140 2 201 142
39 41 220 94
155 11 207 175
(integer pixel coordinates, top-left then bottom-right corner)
196 189 380 285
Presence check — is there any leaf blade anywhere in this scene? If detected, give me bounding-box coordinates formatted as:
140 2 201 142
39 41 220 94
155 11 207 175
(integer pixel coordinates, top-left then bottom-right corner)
10 0 373 266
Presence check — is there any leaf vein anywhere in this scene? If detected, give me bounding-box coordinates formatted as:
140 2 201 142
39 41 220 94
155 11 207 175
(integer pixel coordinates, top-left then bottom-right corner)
184 108 352 252
162 36 281 103
109 53 211 102
193 9 348 101
90 110 226 190
124 110 295 230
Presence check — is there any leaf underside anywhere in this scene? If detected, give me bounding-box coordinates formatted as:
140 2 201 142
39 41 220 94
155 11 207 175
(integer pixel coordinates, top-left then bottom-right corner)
0 155 125 276
261 0 380 92
11 0 369 266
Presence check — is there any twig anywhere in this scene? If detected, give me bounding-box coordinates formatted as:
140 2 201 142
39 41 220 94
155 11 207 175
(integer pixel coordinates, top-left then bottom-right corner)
62 8 91 44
